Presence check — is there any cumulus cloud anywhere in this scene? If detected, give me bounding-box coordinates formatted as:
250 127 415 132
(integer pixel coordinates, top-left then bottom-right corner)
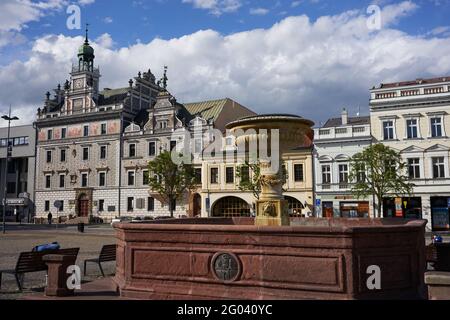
182 0 242 16
249 8 270 15
1 1 450 127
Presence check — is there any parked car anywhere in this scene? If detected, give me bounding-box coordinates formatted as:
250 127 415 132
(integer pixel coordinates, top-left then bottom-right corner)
111 216 133 226
131 217 143 223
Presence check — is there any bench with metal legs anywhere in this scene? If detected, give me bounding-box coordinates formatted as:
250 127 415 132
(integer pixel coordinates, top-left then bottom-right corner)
84 244 116 277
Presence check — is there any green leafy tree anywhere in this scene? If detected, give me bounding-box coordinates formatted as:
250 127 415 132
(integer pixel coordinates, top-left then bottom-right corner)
349 144 414 217
236 161 288 201
148 151 197 217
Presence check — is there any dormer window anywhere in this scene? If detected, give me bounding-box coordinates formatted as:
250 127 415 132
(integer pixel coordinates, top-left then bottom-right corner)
159 121 168 129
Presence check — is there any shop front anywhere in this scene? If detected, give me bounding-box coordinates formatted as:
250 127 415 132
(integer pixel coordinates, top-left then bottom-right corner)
339 202 370 218
383 197 422 219
430 197 450 231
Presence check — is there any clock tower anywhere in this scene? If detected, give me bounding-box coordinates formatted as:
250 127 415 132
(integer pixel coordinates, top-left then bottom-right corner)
64 25 101 115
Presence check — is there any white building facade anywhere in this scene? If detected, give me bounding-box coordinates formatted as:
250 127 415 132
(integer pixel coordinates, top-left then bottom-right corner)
370 76 450 231
314 110 374 218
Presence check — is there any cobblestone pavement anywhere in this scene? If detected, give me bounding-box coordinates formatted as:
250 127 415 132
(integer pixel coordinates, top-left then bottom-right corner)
0 226 116 300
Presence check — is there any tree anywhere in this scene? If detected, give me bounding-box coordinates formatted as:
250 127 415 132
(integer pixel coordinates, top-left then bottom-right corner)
349 144 414 218
236 161 288 201
148 151 197 217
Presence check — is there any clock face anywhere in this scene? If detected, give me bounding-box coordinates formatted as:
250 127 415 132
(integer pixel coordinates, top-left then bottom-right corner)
74 79 84 89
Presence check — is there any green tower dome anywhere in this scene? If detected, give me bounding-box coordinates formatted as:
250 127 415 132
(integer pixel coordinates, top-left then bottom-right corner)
78 39 95 60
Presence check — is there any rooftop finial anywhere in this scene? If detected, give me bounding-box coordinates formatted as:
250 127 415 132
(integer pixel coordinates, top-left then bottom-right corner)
161 65 168 90
85 23 90 44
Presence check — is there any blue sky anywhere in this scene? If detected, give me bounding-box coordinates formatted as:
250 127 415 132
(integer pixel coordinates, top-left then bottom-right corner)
1 0 450 126
13 0 450 52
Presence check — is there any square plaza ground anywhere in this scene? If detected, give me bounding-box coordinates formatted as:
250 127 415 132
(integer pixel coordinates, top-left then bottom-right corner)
0 225 116 300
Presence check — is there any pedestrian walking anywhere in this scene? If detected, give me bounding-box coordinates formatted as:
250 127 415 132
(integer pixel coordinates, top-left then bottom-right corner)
47 212 53 225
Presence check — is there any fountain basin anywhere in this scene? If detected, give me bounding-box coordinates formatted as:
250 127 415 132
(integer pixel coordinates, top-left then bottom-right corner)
114 218 426 300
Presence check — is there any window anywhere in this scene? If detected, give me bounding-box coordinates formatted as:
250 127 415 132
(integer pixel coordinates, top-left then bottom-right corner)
47 129 53 140
83 125 89 137
99 172 106 187
45 175 51 189
59 174 65 188
7 161 15 174
100 146 107 159
148 197 154 212
194 168 202 184
225 137 233 146
432 157 445 178
408 158 420 179
101 123 107 135
46 150 52 163
383 120 394 140
339 164 349 183
143 170 149 185
225 167 234 184
159 121 168 129
58 201 64 212
7 182 16 194
61 128 67 139
322 165 331 184
356 164 366 183
194 139 202 154
294 164 304 182
82 147 89 161
170 141 177 151
99 200 105 212
128 171 135 186
240 166 250 183
45 201 50 212
127 197 134 212
210 168 219 184
129 144 136 157
431 117 443 137
60 149 66 162
406 119 418 139
149 142 156 156
81 173 88 187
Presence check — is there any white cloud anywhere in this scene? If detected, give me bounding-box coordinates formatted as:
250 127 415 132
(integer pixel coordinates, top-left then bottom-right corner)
249 8 269 16
103 16 113 24
78 0 95 5
291 1 302 8
1 1 450 127
0 0 97 49
182 0 242 15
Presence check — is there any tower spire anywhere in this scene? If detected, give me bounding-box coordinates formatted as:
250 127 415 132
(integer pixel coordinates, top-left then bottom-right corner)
85 23 90 44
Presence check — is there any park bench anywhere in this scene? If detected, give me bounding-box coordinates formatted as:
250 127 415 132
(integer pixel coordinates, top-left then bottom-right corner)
83 244 117 277
0 248 79 291
426 243 450 272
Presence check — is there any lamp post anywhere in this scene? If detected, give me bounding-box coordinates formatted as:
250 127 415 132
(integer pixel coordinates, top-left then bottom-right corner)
2 106 19 234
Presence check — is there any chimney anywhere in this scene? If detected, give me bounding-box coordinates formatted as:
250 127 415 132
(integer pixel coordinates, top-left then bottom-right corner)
341 108 348 125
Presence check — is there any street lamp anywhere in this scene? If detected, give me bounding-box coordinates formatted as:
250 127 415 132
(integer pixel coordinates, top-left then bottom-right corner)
2 106 19 234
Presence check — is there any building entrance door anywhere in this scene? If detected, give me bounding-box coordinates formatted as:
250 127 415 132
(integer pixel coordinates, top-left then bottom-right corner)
193 194 201 217
78 195 89 217
322 202 333 218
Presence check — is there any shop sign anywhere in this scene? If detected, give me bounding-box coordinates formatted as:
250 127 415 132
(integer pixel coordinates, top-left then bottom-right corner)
395 198 403 217
5 198 28 206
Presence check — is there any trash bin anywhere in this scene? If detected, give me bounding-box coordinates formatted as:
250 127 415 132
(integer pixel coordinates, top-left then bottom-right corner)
77 223 85 233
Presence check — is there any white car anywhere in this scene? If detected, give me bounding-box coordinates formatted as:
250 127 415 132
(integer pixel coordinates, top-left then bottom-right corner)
111 216 133 226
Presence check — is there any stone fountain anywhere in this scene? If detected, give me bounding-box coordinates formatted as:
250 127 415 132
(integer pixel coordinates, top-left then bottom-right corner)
113 114 426 300
226 114 314 227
